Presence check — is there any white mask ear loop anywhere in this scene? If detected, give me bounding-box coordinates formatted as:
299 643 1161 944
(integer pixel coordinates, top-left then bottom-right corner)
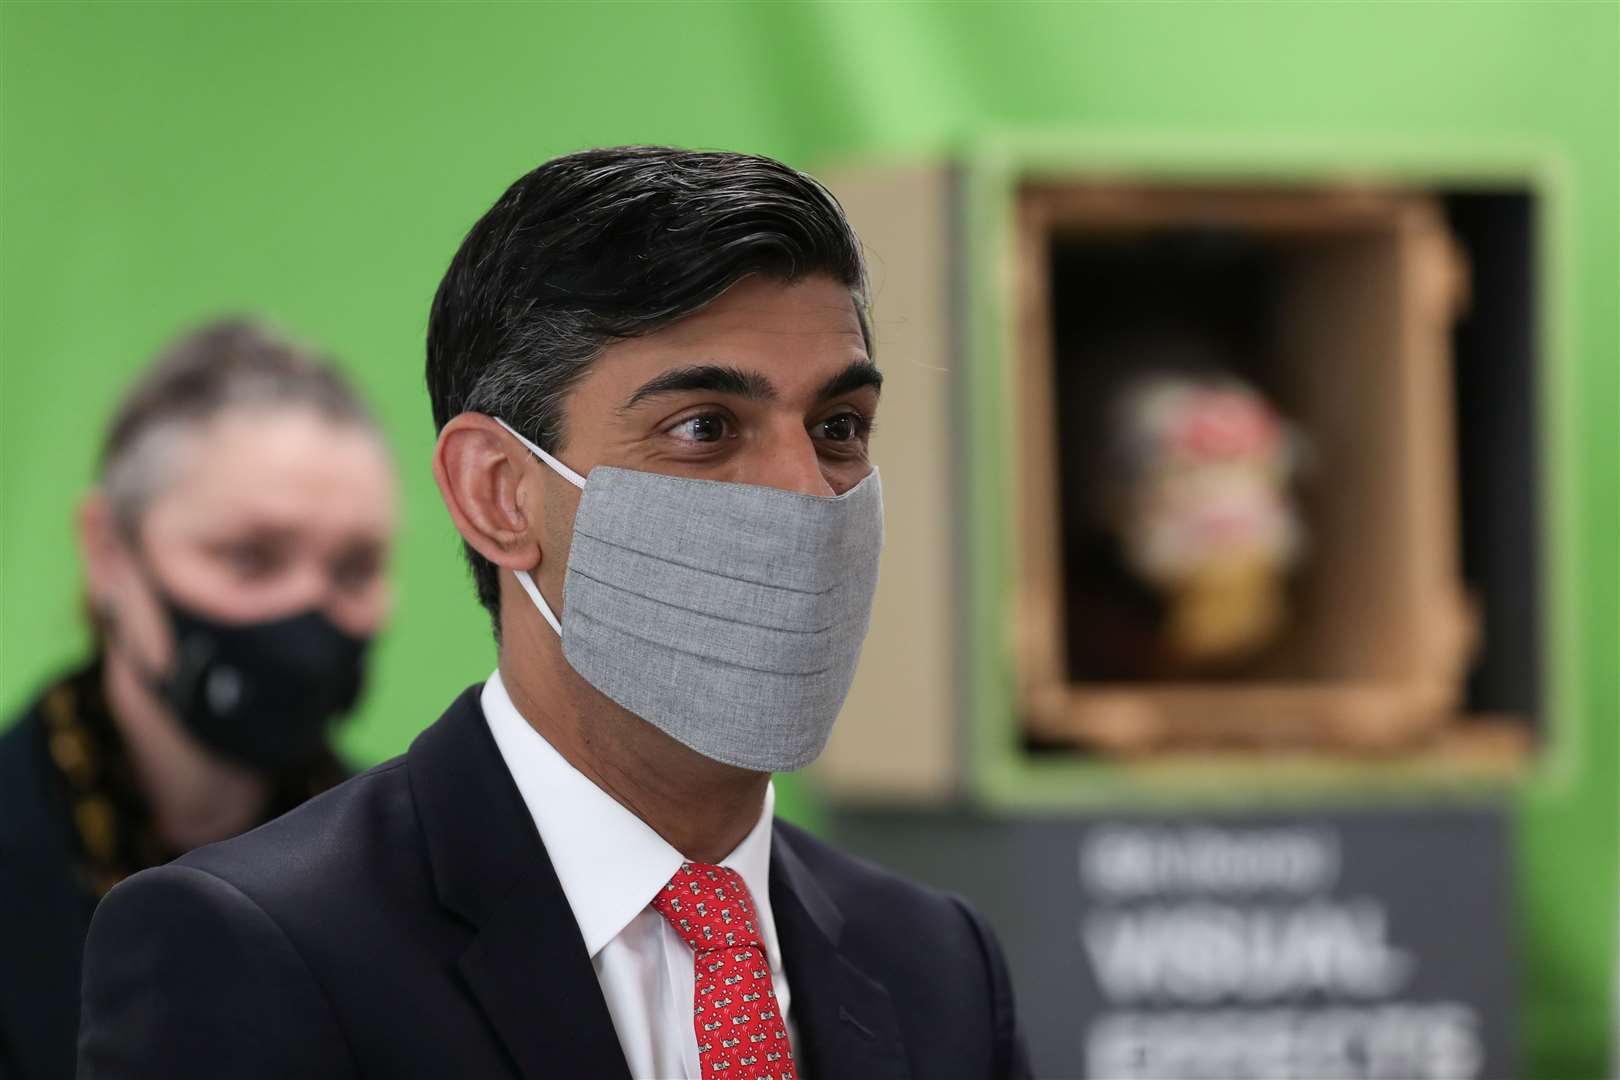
512 567 562 636
493 417 586 489
493 417 586 637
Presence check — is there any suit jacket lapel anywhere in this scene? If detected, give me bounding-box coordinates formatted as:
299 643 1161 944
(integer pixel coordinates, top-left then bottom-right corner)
408 686 631 1080
771 827 910 1080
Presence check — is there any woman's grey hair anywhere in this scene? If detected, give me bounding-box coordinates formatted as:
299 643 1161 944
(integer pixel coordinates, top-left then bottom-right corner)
99 317 382 532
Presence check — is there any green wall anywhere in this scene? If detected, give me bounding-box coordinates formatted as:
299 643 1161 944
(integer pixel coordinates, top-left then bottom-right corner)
2 3 1614 1076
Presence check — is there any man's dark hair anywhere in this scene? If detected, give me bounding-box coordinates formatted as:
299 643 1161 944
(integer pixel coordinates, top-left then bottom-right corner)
425 145 870 631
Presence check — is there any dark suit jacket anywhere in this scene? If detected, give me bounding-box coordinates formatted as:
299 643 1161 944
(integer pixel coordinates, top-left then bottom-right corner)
0 708 97 1080
79 685 1029 1078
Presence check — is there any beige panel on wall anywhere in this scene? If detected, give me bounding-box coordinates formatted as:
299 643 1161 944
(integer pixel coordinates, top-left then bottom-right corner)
811 164 957 802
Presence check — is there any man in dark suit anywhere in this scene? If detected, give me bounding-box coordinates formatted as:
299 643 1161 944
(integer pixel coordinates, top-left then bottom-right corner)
79 146 1030 1080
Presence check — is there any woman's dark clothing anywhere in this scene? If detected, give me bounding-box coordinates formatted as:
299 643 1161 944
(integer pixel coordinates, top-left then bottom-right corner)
0 663 347 1080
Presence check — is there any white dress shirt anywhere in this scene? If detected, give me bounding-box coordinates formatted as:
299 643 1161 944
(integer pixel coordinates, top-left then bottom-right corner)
481 670 798 1080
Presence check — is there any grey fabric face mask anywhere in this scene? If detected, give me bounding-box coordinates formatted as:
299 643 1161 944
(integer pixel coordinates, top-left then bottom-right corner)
495 418 884 772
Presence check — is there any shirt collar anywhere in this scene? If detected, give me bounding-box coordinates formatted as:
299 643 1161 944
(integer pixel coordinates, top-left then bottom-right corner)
480 669 780 964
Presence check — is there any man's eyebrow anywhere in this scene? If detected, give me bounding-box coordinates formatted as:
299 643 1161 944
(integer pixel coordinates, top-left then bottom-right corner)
814 361 883 402
621 364 776 411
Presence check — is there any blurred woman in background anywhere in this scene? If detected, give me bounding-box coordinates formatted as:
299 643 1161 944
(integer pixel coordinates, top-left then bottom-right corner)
0 319 398 1080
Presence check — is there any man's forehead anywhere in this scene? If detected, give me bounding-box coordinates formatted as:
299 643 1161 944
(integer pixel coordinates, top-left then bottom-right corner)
594 277 872 398
653 283 865 346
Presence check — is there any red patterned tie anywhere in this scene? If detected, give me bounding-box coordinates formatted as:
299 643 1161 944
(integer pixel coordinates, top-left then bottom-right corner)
651 862 799 1080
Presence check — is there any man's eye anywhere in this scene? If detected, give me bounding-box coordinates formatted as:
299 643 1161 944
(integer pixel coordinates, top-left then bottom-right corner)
668 414 731 443
814 413 867 443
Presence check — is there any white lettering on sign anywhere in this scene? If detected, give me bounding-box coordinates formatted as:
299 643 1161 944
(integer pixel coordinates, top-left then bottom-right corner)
1084 1004 1484 1080
1082 825 1340 897
1071 822 1493 1078
1082 899 1413 1003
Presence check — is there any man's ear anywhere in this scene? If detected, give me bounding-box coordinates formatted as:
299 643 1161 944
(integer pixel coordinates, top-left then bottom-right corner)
432 413 544 572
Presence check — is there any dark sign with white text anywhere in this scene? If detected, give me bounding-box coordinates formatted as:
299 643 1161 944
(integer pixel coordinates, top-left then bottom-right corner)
1074 818 1501 1079
832 806 1513 1079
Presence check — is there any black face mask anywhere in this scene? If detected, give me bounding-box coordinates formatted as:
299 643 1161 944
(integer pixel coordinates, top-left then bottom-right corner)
142 591 371 771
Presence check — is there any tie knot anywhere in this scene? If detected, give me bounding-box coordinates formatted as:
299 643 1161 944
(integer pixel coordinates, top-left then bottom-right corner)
651 862 763 954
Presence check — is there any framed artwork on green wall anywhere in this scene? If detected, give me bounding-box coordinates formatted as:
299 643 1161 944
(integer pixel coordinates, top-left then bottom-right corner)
815 134 1610 1080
